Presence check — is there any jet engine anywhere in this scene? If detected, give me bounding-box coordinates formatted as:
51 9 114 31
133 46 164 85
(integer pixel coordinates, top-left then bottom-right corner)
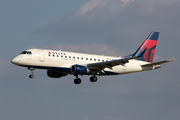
71 65 89 74
47 70 66 78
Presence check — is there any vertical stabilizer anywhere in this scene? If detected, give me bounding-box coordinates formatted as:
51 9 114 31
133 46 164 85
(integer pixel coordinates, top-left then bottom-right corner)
132 31 159 62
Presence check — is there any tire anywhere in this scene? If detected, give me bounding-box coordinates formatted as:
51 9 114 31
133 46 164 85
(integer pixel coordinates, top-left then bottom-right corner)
74 78 81 84
29 74 34 78
90 76 97 82
93 76 97 82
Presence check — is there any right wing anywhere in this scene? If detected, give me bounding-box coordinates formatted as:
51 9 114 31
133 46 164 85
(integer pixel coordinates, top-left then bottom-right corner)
87 56 140 70
87 48 147 71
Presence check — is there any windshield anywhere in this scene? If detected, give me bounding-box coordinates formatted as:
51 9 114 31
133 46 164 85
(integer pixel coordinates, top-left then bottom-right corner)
27 51 32 54
20 51 32 55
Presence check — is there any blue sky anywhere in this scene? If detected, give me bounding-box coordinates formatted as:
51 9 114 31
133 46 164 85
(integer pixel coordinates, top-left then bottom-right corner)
0 0 180 120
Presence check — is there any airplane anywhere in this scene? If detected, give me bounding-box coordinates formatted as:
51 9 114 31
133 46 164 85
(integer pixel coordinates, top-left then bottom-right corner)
11 32 172 84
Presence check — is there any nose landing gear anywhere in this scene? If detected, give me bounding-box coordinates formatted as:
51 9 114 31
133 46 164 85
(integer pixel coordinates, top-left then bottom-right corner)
28 67 35 79
29 74 34 78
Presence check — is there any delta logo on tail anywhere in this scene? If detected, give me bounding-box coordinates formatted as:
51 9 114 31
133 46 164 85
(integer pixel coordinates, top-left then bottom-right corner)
133 32 159 63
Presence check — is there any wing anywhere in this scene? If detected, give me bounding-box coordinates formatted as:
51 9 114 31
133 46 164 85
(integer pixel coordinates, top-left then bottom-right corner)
87 56 140 70
87 48 146 71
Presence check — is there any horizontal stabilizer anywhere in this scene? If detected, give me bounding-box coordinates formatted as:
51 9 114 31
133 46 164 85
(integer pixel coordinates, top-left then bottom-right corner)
141 59 173 67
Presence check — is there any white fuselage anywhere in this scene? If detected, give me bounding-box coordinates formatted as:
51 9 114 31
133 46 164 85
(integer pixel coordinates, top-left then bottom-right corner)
11 49 152 76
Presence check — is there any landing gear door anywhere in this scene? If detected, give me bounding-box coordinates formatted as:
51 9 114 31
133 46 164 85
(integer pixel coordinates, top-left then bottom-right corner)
39 50 45 62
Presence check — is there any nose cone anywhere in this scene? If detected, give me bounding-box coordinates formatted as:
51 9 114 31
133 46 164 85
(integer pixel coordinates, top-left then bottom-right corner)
11 57 20 65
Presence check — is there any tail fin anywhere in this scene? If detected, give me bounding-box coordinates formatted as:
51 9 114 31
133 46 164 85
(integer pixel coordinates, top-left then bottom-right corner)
132 31 159 62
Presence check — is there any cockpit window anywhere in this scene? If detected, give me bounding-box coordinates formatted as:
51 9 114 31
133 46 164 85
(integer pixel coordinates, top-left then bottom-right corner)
20 51 27 54
20 51 32 55
27 51 32 54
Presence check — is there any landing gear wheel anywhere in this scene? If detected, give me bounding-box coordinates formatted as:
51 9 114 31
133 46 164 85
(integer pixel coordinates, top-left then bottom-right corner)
29 74 34 79
90 76 97 82
74 78 81 84
28 67 35 79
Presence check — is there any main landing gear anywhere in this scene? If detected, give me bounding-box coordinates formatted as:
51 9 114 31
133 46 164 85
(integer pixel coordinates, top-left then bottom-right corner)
90 76 98 82
73 75 98 84
28 67 35 79
74 75 81 84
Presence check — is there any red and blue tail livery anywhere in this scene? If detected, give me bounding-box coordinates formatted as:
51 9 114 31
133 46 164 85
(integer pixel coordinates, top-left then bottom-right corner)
133 32 159 63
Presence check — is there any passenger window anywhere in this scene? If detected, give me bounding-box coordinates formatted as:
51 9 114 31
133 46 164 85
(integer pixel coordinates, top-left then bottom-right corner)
73 57 75 59
98 59 100 61
86 58 88 60
94 59 96 61
65 56 67 58
61 55 63 58
102 60 104 62
81 57 83 60
77 57 79 59
90 58 92 61
57 55 59 57
53 55 55 57
69 56 71 58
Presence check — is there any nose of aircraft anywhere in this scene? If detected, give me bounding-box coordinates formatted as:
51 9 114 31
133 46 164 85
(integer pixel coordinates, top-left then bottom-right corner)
11 56 20 65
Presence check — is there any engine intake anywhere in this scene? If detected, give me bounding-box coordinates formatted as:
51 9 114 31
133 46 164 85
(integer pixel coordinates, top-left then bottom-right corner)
47 70 66 78
71 65 88 74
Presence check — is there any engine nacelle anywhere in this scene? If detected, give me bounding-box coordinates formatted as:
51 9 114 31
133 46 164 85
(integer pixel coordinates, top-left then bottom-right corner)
71 65 89 74
47 70 66 78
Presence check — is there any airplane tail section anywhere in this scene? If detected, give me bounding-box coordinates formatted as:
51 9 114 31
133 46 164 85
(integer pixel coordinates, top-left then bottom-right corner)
132 31 159 63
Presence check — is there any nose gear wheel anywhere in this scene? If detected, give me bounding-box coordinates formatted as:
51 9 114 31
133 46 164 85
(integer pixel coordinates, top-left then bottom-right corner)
29 74 34 78
28 67 35 79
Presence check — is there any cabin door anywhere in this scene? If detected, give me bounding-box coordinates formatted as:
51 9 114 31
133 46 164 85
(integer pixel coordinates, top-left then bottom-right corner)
39 50 45 62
